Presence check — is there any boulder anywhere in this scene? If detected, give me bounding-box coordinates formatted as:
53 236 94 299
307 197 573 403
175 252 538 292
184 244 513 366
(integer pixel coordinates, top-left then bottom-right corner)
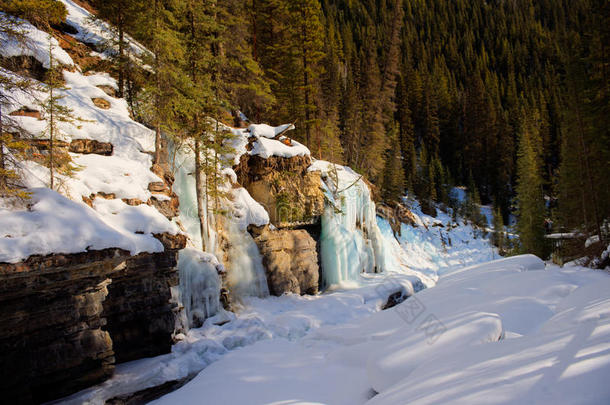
69 139 113 155
97 85 117 98
0 55 47 81
9 107 41 120
253 227 319 295
91 97 111 109
148 181 167 193
150 193 180 218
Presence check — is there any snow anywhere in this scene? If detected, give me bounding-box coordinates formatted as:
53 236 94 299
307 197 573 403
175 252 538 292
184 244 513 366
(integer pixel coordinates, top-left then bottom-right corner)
248 123 294 139
0 11 177 263
230 187 270 231
93 198 178 235
0 13 74 68
225 122 311 161
59 0 149 59
377 198 496 279
69 154 162 201
249 135 310 159
585 234 600 248
150 257 610 405
0 188 167 263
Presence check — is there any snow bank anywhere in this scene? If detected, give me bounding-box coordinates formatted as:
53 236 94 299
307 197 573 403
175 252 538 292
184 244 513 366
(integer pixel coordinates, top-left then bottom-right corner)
249 135 310 159
0 13 73 68
152 257 610 405
230 187 269 231
0 188 166 263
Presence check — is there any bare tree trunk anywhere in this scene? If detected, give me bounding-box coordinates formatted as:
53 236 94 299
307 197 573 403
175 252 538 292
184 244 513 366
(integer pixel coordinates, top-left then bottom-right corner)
153 0 162 165
194 137 207 251
118 23 125 99
49 70 55 190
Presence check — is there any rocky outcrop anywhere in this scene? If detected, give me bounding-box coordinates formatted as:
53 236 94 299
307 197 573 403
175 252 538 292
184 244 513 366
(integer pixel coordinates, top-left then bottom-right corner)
0 248 127 404
0 233 186 403
69 138 114 155
234 155 324 227
102 252 178 362
251 226 319 295
376 202 420 236
9 107 42 119
0 55 47 81
97 84 118 98
92 97 111 109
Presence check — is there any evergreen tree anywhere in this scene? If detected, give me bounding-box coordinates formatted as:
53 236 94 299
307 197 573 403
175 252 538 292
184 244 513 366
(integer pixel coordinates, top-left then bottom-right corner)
381 123 405 201
515 120 547 257
492 204 505 252
38 37 80 191
0 13 32 198
92 0 144 98
138 0 184 165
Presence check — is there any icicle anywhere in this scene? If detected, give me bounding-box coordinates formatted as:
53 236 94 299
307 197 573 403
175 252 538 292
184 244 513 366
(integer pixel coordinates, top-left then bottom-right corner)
178 248 222 329
316 161 388 288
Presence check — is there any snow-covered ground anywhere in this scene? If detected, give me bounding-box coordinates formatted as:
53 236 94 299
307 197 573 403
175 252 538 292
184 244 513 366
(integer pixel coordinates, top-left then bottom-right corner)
60 206 504 405
3 4 609 404
151 257 610 405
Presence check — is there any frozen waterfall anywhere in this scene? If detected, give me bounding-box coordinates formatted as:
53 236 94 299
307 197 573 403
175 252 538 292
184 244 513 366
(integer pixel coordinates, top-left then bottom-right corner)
312 161 389 288
178 248 222 329
171 142 269 326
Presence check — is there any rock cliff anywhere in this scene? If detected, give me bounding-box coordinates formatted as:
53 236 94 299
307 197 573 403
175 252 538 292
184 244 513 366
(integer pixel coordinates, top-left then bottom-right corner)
0 233 185 403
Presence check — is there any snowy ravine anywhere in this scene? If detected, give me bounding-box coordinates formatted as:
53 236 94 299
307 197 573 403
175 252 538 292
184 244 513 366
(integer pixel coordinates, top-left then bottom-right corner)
60 200 499 404
150 257 610 405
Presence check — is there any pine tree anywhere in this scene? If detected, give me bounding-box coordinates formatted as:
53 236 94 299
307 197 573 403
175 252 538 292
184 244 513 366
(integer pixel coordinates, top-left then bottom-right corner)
515 120 547 257
0 0 66 29
492 204 505 252
381 123 405 201
92 0 145 98
178 0 216 251
138 0 184 165
37 37 81 191
0 13 32 198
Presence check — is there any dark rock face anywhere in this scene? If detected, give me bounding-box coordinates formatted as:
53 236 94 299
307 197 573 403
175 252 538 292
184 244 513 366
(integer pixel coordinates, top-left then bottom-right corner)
252 227 319 296
0 249 126 404
103 251 179 363
0 233 186 403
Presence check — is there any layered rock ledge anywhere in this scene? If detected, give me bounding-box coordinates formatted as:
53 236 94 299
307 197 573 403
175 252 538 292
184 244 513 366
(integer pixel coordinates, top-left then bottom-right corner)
0 233 186 404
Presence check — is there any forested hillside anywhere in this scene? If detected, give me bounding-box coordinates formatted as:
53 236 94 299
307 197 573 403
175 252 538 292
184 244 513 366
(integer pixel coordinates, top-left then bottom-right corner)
1 0 608 260
248 0 609 257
